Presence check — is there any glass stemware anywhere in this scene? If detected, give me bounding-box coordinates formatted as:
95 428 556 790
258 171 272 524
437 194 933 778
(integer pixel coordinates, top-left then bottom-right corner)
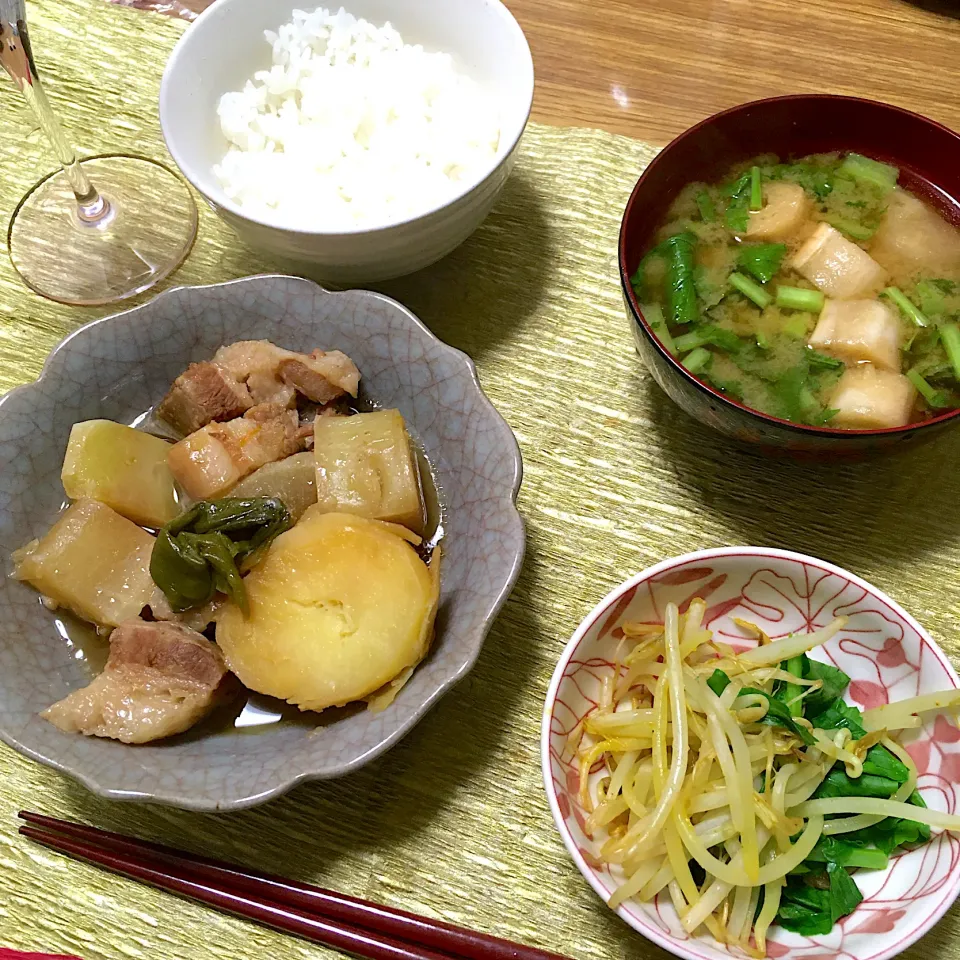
0 0 198 305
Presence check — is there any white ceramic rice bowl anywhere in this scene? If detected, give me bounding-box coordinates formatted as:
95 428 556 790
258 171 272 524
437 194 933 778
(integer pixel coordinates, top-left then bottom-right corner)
159 0 534 283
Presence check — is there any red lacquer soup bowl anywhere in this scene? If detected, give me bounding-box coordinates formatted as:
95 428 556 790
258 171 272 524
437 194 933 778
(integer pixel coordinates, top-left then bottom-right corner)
619 95 960 457
541 547 960 960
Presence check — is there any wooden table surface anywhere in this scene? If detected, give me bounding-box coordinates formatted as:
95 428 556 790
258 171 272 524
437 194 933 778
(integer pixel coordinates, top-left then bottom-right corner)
133 0 960 143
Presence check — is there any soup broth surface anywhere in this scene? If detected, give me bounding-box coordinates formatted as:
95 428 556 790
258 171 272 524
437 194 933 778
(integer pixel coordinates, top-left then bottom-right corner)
634 152 960 428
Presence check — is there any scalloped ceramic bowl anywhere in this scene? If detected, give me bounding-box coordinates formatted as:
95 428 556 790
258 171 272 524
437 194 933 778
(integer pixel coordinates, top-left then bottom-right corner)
541 547 960 960
0 275 524 811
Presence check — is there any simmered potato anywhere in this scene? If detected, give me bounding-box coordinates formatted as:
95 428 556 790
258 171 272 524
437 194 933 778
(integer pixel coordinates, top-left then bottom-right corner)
13 499 157 626
61 420 179 528
216 509 439 711
314 410 424 532
226 451 317 521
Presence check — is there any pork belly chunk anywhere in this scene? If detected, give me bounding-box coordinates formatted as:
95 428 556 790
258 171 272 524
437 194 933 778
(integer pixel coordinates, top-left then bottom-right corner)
158 342 361 436
156 362 253 435
278 350 361 404
215 341 360 406
42 619 237 743
167 407 304 500
213 341 296 407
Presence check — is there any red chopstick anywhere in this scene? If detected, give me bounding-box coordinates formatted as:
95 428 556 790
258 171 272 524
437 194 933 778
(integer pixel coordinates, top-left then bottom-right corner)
0 953 83 960
18 812 570 960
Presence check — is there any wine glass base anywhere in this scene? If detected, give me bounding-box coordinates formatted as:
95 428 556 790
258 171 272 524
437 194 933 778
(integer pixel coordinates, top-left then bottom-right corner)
7 154 198 306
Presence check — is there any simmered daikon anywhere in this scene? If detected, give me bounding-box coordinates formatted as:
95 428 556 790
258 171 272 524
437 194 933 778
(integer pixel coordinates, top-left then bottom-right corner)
14 499 157 626
61 419 179 528
227 452 316 521
313 410 424 533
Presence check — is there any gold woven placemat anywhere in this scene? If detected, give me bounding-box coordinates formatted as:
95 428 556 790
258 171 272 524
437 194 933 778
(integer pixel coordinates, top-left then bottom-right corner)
3 2 960 959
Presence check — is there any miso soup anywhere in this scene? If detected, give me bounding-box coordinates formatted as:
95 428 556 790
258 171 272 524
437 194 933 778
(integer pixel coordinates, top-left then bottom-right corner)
632 152 960 429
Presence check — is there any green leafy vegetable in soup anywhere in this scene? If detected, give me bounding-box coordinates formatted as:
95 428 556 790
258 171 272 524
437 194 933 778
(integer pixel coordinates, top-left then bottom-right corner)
634 151 960 428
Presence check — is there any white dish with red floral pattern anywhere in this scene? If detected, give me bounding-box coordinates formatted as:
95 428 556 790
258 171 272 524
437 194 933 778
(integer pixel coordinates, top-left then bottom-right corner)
541 547 960 960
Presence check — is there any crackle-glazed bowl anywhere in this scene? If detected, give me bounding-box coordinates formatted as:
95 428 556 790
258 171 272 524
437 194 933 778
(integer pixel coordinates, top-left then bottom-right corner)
0 274 524 811
541 547 960 960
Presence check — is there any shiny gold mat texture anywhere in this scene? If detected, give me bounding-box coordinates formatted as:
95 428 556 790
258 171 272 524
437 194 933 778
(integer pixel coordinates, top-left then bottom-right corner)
2 1 960 959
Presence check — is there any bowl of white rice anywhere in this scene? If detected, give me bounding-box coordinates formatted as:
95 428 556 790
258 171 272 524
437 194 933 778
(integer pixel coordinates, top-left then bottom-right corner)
160 0 534 283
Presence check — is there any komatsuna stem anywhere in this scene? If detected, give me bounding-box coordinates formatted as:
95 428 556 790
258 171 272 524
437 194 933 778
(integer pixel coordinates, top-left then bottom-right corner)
0 0 108 221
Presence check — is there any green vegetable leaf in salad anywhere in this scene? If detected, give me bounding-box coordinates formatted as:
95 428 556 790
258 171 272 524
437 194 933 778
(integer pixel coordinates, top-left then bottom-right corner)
807 698 867 738
844 791 931 854
812 768 901 800
776 863 863 935
807 835 889 870
778 655 805 718
861 744 910 782
772 653 851 717
708 669 814 744
803 657 852 714
707 669 731 697
736 686 816 744
776 881 835 936
827 860 865 918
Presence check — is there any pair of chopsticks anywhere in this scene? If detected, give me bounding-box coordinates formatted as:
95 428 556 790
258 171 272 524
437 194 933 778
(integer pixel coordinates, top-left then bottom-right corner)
19 812 571 960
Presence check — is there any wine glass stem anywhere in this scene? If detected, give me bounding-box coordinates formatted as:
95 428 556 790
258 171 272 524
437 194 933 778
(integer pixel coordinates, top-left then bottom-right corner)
0 6 108 223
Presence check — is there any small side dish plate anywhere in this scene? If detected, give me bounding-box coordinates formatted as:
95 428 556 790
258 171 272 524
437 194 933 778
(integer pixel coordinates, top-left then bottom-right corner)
541 547 960 960
0 275 524 811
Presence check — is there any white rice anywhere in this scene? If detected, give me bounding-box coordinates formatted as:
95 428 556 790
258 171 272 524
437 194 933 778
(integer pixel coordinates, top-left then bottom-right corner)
214 7 501 231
